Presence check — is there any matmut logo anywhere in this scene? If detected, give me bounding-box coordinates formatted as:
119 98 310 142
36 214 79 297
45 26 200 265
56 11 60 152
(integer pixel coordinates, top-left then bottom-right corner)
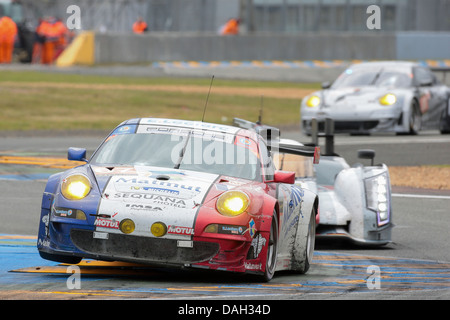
168 225 194 235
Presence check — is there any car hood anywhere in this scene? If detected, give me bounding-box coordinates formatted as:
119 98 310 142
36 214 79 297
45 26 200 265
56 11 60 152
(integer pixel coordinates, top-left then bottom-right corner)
88 165 253 239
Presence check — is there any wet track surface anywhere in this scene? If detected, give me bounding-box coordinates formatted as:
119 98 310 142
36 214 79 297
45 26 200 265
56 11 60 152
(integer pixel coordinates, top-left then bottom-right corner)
1 131 450 300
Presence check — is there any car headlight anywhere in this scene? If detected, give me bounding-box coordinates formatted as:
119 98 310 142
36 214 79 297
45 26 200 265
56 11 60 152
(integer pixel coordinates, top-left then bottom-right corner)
120 219 136 234
61 174 91 200
305 95 321 108
379 93 397 106
364 173 390 226
216 191 250 217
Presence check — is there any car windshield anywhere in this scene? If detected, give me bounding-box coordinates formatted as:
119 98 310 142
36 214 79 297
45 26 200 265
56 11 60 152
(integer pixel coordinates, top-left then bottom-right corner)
332 67 412 89
90 129 262 181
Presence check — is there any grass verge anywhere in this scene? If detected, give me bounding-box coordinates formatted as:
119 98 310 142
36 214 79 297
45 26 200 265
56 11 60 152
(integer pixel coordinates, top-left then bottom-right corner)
0 71 317 131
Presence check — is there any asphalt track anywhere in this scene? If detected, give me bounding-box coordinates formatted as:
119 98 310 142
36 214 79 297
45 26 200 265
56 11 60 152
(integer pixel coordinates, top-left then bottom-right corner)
1 130 450 301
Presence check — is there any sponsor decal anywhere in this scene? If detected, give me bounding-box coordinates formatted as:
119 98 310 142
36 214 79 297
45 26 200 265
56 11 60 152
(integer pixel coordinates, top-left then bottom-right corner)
125 204 163 212
167 225 194 236
112 124 137 135
218 225 245 235
113 193 187 208
52 207 85 219
53 207 73 217
94 218 119 229
115 177 201 197
244 262 263 271
287 186 304 221
235 135 259 156
37 238 50 247
251 234 267 258
130 185 180 196
139 118 240 134
248 219 256 238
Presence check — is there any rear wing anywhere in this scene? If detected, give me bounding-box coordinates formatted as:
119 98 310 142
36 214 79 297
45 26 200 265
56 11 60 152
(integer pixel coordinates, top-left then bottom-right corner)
430 67 450 85
233 117 320 164
271 143 321 164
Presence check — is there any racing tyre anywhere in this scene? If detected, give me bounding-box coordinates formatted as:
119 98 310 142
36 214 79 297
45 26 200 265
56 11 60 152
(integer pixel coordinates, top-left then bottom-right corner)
408 101 422 135
439 99 450 134
260 213 278 282
292 208 316 274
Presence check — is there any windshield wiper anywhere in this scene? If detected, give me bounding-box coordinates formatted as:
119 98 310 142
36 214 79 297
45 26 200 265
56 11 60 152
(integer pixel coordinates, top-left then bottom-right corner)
174 132 191 169
370 68 384 85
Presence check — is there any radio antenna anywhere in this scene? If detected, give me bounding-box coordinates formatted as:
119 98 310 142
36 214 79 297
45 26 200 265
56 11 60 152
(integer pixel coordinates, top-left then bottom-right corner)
257 95 264 124
202 75 215 122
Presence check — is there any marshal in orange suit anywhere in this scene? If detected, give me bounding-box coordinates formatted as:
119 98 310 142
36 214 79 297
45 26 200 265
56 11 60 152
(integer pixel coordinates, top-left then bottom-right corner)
0 16 18 64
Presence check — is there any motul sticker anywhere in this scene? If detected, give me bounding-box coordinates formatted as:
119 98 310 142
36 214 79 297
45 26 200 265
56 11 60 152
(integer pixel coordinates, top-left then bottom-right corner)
94 218 119 229
168 225 194 236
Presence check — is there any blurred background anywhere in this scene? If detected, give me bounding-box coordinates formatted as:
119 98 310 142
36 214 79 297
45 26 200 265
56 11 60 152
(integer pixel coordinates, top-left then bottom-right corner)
1 0 449 65
7 0 450 33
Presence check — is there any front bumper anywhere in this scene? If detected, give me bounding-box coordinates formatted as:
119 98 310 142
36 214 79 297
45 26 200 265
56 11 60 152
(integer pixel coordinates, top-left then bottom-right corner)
301 99 405 134
302 118 400 134
70 229 220 265
316 223 393 246
38 219 268 275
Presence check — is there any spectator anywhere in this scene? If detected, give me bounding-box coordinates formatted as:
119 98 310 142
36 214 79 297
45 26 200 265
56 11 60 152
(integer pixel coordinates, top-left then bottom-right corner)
53 18 69 60
133 17 148 34
220 18 240 35
40 17 60 64
32 18 47 63
0 15 18 64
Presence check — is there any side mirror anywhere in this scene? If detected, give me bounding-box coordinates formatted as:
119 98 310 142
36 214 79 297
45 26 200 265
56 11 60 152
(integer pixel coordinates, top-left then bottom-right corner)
357 149 375 166
273 170 295 184
321 81 331 89
68 147 87 162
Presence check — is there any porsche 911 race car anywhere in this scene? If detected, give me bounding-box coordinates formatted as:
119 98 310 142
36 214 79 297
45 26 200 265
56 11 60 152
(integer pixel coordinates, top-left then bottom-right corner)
37 118 319 281
301 61 450 135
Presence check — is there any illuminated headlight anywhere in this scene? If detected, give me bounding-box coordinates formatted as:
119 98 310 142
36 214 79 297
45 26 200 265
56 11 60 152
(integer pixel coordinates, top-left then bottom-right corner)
61 174 91 200
216 191 250 217
364 173 390 226
305 95 321 108
379 93 397 106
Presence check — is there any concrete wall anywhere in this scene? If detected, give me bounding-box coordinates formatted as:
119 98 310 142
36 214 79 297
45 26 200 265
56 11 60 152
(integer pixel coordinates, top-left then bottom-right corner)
93 32 449 64
396 32 450 60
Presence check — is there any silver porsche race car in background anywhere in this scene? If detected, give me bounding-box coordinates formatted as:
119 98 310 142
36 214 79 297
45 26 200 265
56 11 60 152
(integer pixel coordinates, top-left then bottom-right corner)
301 61 450 135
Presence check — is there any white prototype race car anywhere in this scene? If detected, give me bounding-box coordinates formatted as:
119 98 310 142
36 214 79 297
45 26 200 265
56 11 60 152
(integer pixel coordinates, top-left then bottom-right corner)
235 118 393 246
278 129 392 246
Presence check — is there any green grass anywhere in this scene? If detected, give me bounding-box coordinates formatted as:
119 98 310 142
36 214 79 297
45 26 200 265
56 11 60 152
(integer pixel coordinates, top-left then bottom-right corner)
0 70 319 132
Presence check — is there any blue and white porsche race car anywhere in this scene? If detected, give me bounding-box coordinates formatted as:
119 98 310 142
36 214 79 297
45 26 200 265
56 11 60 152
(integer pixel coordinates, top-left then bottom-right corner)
37 118 319 281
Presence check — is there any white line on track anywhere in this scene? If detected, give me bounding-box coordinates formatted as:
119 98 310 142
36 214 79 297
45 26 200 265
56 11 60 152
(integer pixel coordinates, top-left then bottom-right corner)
392 193 450 200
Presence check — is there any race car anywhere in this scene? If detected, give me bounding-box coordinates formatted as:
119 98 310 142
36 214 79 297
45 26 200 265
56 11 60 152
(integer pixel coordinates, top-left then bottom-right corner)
275 120 392 246
301 61 450 135
37 118 319 281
